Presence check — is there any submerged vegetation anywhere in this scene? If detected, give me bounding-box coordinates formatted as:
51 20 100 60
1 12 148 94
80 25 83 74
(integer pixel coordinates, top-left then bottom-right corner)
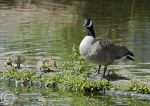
1 45 150 94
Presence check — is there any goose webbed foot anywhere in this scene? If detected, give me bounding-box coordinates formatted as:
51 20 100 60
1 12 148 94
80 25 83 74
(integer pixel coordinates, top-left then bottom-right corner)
93 65 101 76
93 65 108 78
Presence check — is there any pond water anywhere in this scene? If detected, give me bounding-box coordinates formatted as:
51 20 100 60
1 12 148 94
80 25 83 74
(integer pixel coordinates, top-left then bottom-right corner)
0 0 150 105
0 79 150 106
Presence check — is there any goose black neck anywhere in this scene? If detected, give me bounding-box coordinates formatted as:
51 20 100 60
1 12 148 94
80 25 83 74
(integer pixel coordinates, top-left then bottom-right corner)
87 26 95 38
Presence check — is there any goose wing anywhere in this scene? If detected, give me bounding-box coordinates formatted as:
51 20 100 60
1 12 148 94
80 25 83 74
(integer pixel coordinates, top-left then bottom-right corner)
93 39 134 60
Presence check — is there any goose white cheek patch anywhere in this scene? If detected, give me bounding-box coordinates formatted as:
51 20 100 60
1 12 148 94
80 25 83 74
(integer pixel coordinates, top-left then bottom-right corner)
87 20 93 27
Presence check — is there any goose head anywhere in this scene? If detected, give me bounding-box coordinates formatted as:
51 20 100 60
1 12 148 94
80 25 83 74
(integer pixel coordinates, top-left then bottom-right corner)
83 19 93 28
83 19 95 38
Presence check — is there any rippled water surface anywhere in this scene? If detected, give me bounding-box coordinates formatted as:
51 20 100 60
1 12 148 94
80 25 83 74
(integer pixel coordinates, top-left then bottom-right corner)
0 0 150 105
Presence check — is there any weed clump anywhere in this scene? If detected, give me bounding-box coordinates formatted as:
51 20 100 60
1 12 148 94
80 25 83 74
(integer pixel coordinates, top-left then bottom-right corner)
3 70 35 81
62 44 92 74
125 81 150 94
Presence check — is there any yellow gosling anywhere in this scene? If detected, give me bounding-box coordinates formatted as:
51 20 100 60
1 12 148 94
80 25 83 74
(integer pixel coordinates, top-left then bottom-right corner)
38 58 57 73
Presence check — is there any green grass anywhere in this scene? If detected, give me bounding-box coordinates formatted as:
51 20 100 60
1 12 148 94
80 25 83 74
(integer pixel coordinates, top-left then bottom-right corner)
1 45 150 94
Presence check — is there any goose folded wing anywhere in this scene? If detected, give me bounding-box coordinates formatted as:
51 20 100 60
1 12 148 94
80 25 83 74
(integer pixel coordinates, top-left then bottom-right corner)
98 40 134 60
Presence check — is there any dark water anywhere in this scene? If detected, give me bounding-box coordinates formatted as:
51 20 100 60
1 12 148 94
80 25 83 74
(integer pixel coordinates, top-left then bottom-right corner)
0 0 150 105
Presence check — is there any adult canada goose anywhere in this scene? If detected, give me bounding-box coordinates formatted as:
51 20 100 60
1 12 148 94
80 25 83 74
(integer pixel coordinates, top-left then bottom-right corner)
7 54 25 69
79 19 134 77
38 58 57 73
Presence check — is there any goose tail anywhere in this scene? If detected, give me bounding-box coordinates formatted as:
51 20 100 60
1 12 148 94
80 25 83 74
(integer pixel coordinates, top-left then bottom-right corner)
126 55 135 61
125 50 135 61
115 46 135 61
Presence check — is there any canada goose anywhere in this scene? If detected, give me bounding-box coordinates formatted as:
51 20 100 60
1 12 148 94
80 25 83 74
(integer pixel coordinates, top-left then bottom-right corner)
38 58 57 73
7 54 25 69
79 19 134 77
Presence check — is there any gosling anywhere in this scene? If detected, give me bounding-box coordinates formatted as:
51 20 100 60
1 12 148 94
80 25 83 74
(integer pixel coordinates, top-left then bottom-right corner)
38 58 57 73
7 54 25 69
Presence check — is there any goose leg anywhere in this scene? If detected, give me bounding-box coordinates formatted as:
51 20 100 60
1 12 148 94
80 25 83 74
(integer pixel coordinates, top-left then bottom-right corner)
97 65 101 74
103 65 108 77
17 64 21 69
107 69 111 76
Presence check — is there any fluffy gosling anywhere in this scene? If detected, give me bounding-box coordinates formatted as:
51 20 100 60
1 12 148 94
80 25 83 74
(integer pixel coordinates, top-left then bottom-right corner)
38 58 57 73
7 54 25 69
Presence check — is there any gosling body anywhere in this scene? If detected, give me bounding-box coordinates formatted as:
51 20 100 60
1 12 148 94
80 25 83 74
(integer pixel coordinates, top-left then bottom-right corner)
38 58 57 73
7 54 25 69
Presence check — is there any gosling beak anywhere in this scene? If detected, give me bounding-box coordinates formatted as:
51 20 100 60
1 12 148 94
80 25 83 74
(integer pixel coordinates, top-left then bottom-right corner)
7 62 12 66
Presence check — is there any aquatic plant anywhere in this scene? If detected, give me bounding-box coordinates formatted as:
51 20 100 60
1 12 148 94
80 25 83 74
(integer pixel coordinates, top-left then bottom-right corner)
41 74 112 92
125 80 150 94
62 44 92 74
3 69 36 81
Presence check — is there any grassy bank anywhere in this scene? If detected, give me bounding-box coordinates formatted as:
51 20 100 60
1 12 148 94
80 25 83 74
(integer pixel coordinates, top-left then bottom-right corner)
1 45 150 94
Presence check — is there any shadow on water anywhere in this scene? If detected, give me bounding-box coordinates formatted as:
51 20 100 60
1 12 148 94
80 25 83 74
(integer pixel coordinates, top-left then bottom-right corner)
0 0 150 105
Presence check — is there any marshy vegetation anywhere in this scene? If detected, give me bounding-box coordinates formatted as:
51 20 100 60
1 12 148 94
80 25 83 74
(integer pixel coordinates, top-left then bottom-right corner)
1 45 150 95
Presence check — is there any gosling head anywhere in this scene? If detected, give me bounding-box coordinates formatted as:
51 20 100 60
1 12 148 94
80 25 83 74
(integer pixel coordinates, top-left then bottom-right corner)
83 19 93 28
52 60 57 68
7 58 12 66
